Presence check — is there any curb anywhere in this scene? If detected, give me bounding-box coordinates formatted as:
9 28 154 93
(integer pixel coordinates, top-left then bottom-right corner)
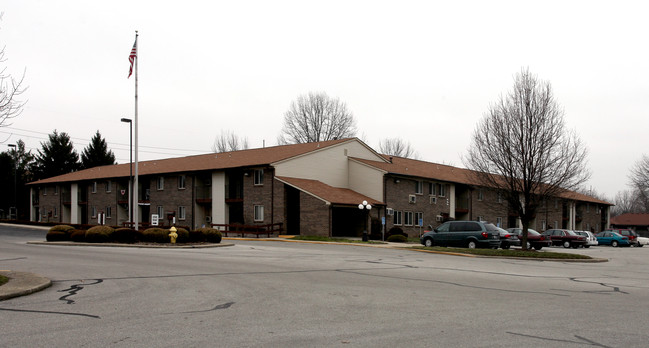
27 241 234 248
0 271 52 301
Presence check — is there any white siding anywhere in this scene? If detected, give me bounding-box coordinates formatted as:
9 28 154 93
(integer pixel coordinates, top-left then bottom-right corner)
349 160 384 201
274 140 384 188
212 172 228 225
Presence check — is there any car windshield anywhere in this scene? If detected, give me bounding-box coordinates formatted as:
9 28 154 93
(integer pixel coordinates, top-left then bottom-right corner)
527 230 540 236
566 230 578 236
484 223 499 232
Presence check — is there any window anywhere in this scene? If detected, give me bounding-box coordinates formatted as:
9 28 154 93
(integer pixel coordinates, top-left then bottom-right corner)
92 182 97 193
477 216 483 222
477 189 484 201
438 184 446 197
415 212 423 227
105 180 112 193
54 207 58 217
415 181 423 195
43 187 47 196
393 210 402 225
429 183 436 196
157 206 164 219
542 220 547 231
496 217 502 227
91 206 97 218
178 175 186 190
554 221 558 229
254 169 264 185
54 186 59 195
254 205 264 221
554 199 559 209
586 204 590 213
404 211 414 226
178 206 186 220
106 206 112 218
157 177 165 190
497 192 502 204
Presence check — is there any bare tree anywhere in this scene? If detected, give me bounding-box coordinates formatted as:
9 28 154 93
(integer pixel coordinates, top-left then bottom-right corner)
212 130 249 153
378 138 419 159
464 68 590 250
0 14 27 128
610 189 644 216
629 154 649 212
277 92 357 144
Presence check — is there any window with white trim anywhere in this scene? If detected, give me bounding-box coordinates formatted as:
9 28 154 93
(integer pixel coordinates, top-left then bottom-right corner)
91 182 97 194
497 192 502 204
54 186 59 195
415 212 423 226
438 184 446 197
92 206 97 218
254 169 264 186
496 217 502 227
105 180 112 193
393 210 402 225
477 216 483 222
254 205 264 221
404 211 414 226
54 207 58 217
178 206 186 220
415 181 423 195
106 206 112 218
178 175 186 190
157 206 164 219
429 182 436 196
477 189 484 201
157 177 165 190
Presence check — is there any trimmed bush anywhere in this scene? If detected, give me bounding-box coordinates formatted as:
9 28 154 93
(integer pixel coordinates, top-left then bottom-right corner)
203 228 223 243
85 225 115 243
49 225 75 234
189 229 206 242
70 229 86 242
113 228 138 243
142 228 170 243
46 231 69 241
387 234 408 243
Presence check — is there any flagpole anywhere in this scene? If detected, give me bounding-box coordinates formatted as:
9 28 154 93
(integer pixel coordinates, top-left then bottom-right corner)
133 30 139 231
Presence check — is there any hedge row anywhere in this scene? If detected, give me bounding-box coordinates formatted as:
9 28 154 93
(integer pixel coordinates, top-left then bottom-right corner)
46 225 222 244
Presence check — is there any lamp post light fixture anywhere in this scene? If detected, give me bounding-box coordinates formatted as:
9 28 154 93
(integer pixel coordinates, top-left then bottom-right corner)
358 200 372 242
121 118 133 226
7 144 17 220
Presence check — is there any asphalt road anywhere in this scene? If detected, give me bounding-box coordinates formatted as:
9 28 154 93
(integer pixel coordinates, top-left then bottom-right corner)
1 225 648 347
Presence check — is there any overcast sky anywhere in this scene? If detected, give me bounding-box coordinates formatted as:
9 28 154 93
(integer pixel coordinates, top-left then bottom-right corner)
1 0 647 199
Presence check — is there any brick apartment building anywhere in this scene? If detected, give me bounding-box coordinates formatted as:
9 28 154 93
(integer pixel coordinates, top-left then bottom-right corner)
28 138 611 237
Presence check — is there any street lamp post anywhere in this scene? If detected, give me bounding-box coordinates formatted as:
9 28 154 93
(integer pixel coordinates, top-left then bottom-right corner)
358 200 372 242
7 144 17 220
121 118 133 226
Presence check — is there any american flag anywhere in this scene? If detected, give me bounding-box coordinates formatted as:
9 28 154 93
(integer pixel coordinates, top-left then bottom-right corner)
128 38 137 78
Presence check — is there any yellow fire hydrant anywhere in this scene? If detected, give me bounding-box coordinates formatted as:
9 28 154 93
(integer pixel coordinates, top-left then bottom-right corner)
169 226 178 244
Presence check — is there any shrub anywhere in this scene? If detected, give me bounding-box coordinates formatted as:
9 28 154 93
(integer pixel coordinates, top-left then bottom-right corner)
175 227 189 243
192 227 222 243
46 231 69 241
189 229 206 242
113 228 138 243
48 225 75 240
142 228 170 243
70 229 86 242
387 234 408 243
85 225 115 243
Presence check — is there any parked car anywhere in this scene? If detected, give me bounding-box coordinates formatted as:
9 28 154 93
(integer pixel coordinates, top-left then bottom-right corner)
595 231 630 247
574 231 598 248
604 229 638 247
497 227 520 249
507 228 552 250
420 221 501 249
542 229 587 248
637 236 649 247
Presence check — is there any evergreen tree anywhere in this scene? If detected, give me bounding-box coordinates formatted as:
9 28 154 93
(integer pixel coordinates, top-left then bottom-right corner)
32 130 81 180
81 130 116 169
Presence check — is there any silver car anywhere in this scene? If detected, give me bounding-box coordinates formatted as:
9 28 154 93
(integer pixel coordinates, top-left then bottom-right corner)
575 231 598 248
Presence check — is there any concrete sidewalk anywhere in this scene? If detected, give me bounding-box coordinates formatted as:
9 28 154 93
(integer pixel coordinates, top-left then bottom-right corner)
0 271 51 301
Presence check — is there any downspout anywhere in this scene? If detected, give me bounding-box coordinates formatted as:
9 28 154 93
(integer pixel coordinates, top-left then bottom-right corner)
191 175 195 229
271 167 274 227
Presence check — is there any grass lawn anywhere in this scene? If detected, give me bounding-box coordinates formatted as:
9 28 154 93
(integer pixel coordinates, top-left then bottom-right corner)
0 275 8 286
410 246 592 259
290 236 386 244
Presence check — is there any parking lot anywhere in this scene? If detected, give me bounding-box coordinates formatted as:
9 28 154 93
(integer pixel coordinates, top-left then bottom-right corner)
2 225 649 347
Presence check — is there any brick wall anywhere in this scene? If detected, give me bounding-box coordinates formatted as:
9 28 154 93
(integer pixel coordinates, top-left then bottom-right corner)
148 174 193 226
86 180 119 225
300 191 330 236
243 167 274 225
38 185 61 223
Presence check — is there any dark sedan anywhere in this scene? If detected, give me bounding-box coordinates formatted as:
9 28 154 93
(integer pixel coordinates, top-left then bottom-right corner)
507 228 552 250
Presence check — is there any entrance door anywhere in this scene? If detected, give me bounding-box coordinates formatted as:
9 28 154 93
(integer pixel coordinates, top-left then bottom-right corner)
286 185 300 235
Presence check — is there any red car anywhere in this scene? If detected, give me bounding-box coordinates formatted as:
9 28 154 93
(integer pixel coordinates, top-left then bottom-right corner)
507 228 552 250
542 229 587 248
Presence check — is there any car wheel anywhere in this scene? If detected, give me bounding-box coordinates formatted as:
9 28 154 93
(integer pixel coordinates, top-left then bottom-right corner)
563 241 571 248
424 238 434 247
467 240 477 249
611 240 619 247
572 244 579 249
639 244 644 248
584 245 590 248
502 243 510 250
534 245 543 251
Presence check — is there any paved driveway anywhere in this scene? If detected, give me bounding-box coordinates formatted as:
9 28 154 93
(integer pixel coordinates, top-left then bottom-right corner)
1 225 648 347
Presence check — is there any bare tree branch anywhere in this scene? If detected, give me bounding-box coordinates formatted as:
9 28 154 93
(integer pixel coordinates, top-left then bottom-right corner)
0 42 27 128
277 92 357 144
378 138 419 159
464 68 591 249
212 130 249 153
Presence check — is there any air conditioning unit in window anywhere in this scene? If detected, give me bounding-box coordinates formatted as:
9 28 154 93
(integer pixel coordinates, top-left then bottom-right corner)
430 196 437 204
436 215 443 222
205 216 212 223
386 208 394 216
409 195 416 204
